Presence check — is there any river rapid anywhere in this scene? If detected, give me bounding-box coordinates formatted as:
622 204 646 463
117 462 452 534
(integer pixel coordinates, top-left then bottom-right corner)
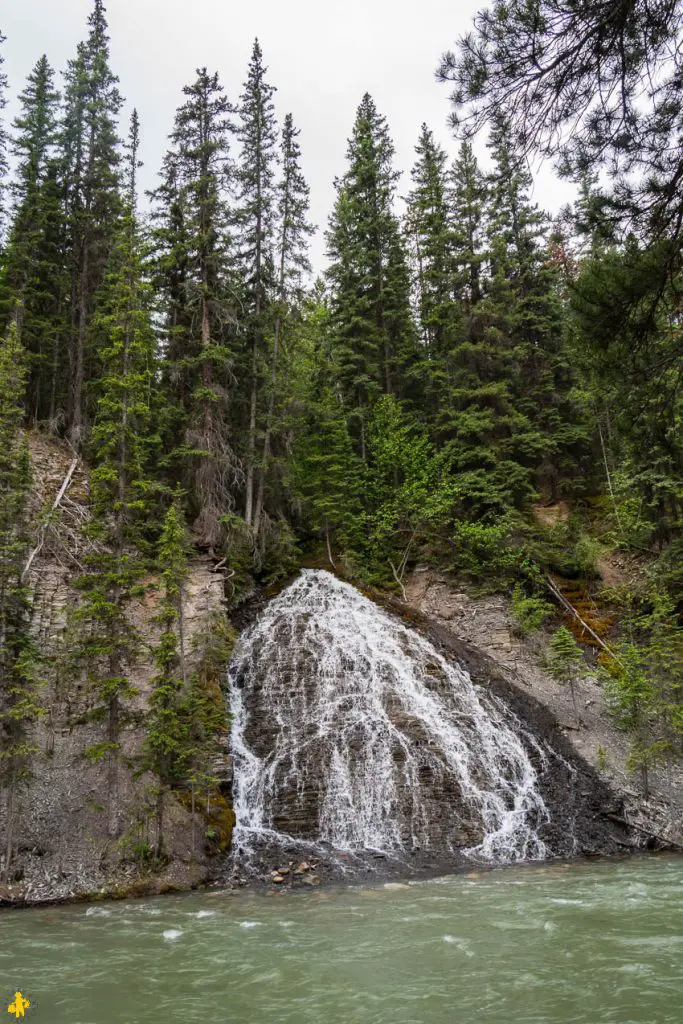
1 856 681 1023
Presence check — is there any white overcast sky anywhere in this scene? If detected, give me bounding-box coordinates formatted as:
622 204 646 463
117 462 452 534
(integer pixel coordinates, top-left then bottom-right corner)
3 0 574 271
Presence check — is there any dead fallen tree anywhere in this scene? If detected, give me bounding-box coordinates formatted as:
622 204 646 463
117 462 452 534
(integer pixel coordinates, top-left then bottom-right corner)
22 450 80 582
545 574 623 667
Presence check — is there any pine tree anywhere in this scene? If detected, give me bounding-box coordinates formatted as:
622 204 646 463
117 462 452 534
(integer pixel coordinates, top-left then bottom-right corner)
449 141 485 312
8 56 60 216
424 140 487 448
571 238 683 550
0 56 65 422
406 125 457 355
433 118 585 520
425 131 523 517
326 94 417 458
0 323 42 881
0 30 8 238
547 626 584 725
365 393 451 588
292 298 364 562
63 0 123 445
486 117 587 504
71 113 156 838
252 112 313 541
144 500 190 857
405 124 459 428
299 390 364 566
151 68 238 547
233 39 279 529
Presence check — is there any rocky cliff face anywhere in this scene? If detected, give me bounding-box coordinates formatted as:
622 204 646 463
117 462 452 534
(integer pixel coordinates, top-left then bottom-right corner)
405 570 683 851
0 435 232 906
4 439 675 906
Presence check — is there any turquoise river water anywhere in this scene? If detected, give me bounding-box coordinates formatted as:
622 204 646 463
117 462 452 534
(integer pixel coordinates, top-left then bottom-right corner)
1 856 682 1024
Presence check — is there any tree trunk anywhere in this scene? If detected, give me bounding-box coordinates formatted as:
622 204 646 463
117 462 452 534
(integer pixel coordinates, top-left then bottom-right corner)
70 241 89 446
325 519 336 568
244 334 259 528
359 412 366 463
252 313 281 540
107 691 120 839
640 762 650 801
245 123 265 529
48 328 62 428
3 783 15 883
201 290 211 371
66 253 79 429
155 787 164 859
178 581 187 686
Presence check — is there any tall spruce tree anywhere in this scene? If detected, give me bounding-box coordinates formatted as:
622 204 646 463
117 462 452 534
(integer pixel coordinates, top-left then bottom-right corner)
417 130 520 515
426 140 487 446
406 125 456 355
1 56 64 422
143 500 190 857
486 117 586 503
449 141 485 312
233 39 279 529
72 112 157 838
151 68 238 547
292 299 364 562
0 323 42 881
326 94 417 457
63 0 122 445
405 124 459 429
0 30 8 238
252 112 313 541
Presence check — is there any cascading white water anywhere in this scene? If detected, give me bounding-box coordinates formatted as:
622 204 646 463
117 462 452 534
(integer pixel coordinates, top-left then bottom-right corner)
229 569 551 869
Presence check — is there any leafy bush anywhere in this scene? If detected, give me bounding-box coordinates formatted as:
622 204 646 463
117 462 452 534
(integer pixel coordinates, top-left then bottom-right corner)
573 533 604 577
449 516 523 585
510 584 554 636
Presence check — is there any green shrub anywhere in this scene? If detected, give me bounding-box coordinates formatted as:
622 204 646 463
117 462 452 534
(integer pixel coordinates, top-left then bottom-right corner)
547 626 585 723
449 517 523 585
510 584 554 636
573 533 604 576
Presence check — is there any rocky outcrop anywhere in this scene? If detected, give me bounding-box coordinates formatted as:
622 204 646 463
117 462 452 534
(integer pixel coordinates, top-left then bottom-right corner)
0 435 232 906
405 569 683 851
227 571 636 888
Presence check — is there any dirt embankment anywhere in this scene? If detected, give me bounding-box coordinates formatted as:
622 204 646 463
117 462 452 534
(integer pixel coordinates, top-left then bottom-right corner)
405 570 683 850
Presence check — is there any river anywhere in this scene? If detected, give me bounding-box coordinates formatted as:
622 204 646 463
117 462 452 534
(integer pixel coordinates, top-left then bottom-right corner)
1 856 681 1023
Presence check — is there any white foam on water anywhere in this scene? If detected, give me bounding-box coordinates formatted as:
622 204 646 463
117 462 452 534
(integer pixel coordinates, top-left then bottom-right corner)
162 929 183 942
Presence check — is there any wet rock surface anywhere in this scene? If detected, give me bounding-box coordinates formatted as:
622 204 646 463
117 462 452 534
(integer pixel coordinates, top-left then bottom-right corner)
224 570 635 887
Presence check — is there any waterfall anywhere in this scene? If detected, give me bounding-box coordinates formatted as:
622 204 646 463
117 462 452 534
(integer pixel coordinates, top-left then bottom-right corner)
229 569 552 872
